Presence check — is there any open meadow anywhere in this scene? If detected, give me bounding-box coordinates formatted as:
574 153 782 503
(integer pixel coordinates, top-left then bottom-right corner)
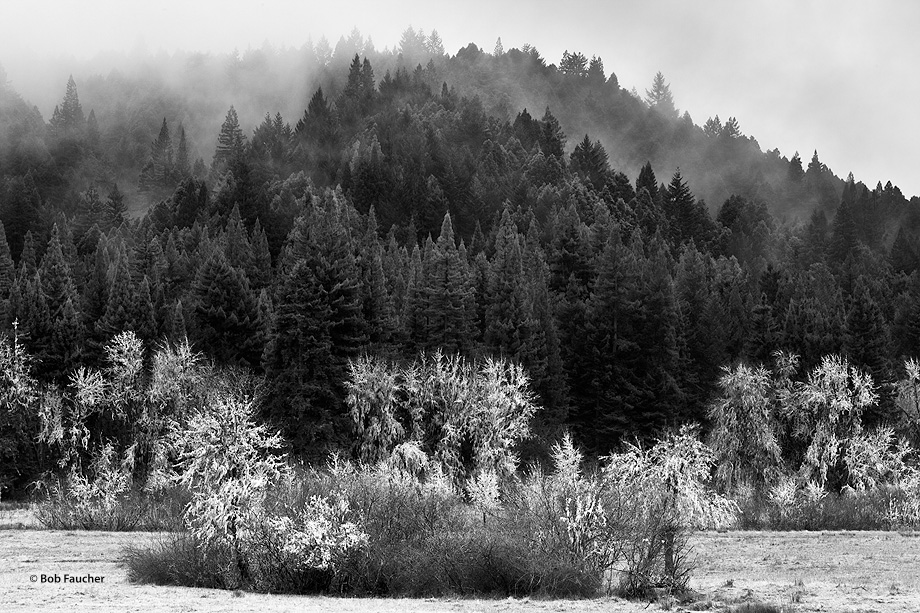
1 525 918 613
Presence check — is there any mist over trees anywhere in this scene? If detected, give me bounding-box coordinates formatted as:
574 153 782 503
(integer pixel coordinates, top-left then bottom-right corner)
2 27 920 493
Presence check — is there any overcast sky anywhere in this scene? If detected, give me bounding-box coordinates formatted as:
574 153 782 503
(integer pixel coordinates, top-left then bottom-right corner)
2 0 918 198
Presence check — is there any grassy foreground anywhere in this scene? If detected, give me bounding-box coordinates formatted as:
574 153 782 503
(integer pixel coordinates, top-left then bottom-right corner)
1 528 919 612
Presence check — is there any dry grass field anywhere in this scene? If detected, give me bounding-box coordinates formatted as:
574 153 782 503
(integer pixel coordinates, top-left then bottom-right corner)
1 519 918 612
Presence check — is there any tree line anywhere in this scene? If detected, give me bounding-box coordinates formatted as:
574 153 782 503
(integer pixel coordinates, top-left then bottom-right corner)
2 40 920 493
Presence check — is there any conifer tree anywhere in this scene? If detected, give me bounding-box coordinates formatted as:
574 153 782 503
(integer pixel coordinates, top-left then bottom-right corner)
263 201 367 456
212 106 245 173
17 272 52 363
0 220 14 300
645 71 677 118
17 231 37 280
1 176 42 262
419 213 472 354
193 251 263 369
175 124 191 178
577 225 643 450
538 108 566 159
85 109 100 152
95 248 137 342
745 293 779 365
569 134 610 189
636 161 660 202
845 280 891 396
168 299 188 342
105 184 126 230
485 209 531 357
49 75 85 138
249 219 273 291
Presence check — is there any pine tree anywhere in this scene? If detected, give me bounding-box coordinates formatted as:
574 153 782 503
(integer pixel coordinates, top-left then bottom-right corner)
249 219 273 292
105 184 126 230
1 175 43 263
193 251 263 369
419 213 472 354
665 169 714 247
175 124 191 178
86 109 100 152
263 202 367 457
645 71 677 118
0 220 14 300
49 75 85 138
539 108 566 158
95 248 137 342
17 231 37 280
212 106 245 173
356 211 397 353
637 235 684 426
17 272 52 367
636 161 659 202
168 299 187 342
569 134 610 189
845 280 891 390
745 293 779 365
485 209 530 357
577 225 643 451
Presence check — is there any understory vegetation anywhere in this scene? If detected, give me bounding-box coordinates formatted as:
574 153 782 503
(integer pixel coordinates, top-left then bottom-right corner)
3 330 920 597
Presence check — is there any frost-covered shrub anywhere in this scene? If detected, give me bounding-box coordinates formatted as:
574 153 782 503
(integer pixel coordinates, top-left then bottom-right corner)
265 495 367 572
0 326 41 495
346 351 538 484
708 359 786 493
503 428 736 597
795 355 878 487
603 427 737 594
173 392 285 585
35 442 144 530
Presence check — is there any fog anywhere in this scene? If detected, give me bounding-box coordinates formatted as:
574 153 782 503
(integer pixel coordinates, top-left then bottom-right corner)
2 0 918 197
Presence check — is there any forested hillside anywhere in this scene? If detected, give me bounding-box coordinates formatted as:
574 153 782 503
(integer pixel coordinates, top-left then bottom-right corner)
3 29 920 490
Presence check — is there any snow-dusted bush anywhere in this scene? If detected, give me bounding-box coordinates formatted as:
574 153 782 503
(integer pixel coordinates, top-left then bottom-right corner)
346 351 538 483
172 392 285 584
35 442 143 530
0 325 41 495
708 358 787 493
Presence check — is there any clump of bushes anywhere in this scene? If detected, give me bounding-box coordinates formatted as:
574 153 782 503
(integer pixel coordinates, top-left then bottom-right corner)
710 353 920 531
125 353 736 598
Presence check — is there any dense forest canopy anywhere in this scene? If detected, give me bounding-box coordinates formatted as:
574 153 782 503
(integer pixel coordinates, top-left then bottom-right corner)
3 28 920 492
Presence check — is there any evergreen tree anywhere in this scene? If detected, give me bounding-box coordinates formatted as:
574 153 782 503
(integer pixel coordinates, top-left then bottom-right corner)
1 175 43 263
95 248 137 342
418 213 472 353
17 231 37 280
85 109 100 153
168 299 187 342
263 200 367 457
645 71 677 118
193 251 263 369
0 220 14 303
538 108 566 159
105 184 126 230
175 124 191 178
485 209 531 358
212 106 245 173
49 75 85 138
745 293 779 365
569 134 610 189
665 169 714 248
844 280 891 394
